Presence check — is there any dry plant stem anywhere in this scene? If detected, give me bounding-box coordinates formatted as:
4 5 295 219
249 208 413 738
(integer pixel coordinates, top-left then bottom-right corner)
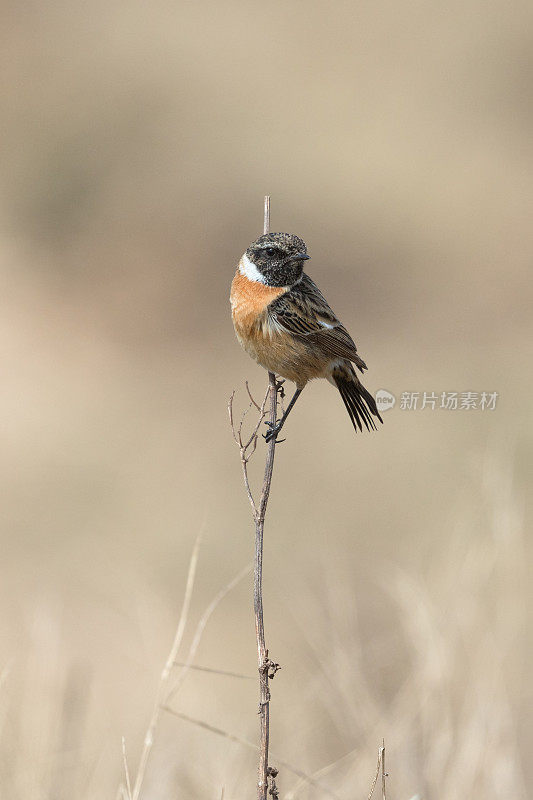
256 193 276 800
286 745 359 800
367 742 386 800
129 534 249 800
171 662 254 680
130 534 201 800
255 371 278 798
367 747 382 800
229 196 279 799
381 740 386 800
121 737 133 800
229 377 279 798
264 195 270 236
162 707 341 800
254 372 278 800
165 563 251 705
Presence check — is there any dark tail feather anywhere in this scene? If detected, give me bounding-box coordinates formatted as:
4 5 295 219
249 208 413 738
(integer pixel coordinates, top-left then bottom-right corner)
335 375 383 433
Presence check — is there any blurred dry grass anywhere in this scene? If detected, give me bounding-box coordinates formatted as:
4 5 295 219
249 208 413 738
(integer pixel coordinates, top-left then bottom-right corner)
0 0 531 797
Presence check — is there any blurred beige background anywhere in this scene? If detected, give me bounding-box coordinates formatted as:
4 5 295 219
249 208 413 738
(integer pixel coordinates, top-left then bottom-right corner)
0 1 531 798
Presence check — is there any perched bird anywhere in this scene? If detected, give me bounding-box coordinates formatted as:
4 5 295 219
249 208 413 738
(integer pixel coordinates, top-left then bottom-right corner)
230 232 383 442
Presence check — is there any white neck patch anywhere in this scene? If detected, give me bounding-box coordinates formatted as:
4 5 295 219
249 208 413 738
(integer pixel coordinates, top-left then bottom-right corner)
239 254 267 284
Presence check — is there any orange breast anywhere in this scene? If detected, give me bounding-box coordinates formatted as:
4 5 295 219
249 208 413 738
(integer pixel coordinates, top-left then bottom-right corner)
230 269 287 337
230 267 324 386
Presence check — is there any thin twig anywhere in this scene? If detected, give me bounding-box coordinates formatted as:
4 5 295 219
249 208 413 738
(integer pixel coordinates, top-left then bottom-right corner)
285 744 359 800
229 197 282 799
367 747 382 800
166 563 251 705
246 381 262 411
257 194 277 800
264 195 270 236
254 371 278 800
162 707 342 800
130 533 201 800
172 662 254 680
121 737 133 800
161 536 202 680
381 739 387 800
128 536 250 800
229 378 278 798
228 387 270 515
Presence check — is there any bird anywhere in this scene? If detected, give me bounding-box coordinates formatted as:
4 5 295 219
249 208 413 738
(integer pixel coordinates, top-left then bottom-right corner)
230 231 383 443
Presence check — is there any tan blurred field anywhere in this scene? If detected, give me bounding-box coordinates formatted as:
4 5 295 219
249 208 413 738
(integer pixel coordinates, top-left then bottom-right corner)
0 1 532 797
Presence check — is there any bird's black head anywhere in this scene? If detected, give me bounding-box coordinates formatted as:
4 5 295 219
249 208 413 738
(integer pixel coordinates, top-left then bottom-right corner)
242 232 309 287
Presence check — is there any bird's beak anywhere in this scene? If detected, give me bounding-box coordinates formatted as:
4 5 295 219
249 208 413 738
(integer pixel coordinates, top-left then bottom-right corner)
293 253 310 261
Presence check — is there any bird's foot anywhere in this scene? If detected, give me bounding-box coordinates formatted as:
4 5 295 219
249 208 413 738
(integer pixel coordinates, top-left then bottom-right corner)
263 421 285 444
275 379 286 399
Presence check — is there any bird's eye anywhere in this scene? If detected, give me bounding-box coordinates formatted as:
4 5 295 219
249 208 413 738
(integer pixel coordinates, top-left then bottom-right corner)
265 247 276 257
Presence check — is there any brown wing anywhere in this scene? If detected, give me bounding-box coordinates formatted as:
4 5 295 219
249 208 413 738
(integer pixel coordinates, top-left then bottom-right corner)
268 274 368 371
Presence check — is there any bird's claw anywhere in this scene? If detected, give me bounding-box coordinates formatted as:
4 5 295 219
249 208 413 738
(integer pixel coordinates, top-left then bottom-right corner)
275 379 286 399
263 424 285 444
